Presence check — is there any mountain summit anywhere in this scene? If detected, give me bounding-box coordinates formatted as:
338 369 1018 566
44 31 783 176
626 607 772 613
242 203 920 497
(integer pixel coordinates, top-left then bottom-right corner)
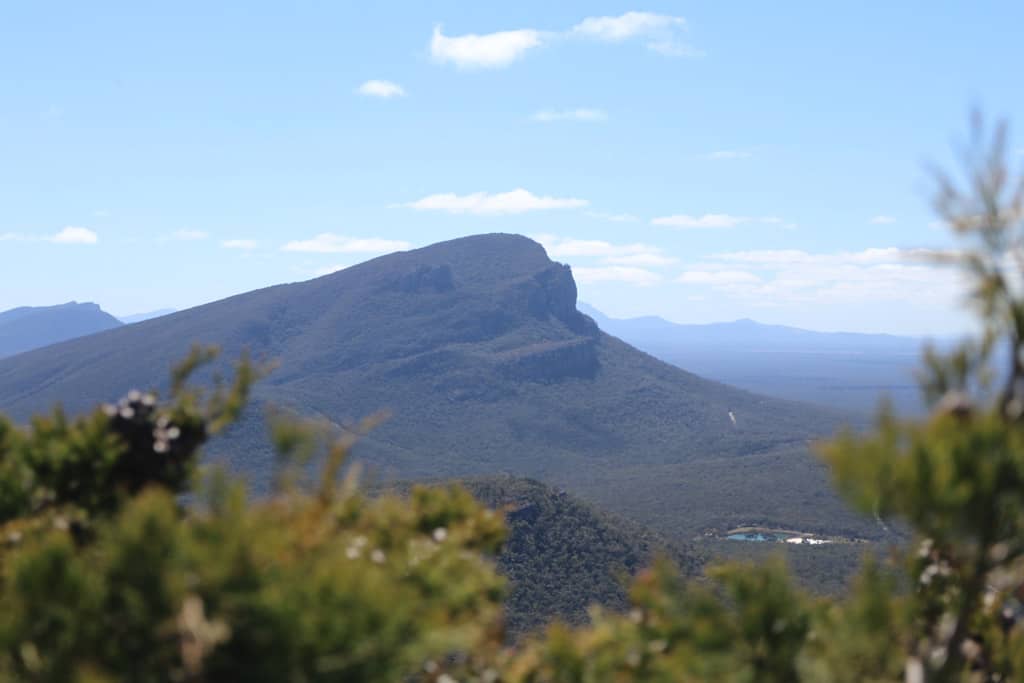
0 234 869 540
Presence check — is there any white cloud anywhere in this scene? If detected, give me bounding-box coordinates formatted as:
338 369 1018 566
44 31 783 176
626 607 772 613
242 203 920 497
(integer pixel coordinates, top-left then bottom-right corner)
606 253 677 267
586 211 639 223
870 215 897 224
430 12 698 70
652 214 750 229
282 234 411 254
678 270 761 285
49 226 98 244
571 11 684 41
532 108 607 122
0 233 23 241
356 80 406 98
572 265 662 286
222 239 258 250
430 25 542 69
570 12 700 57
533 234 675 268
170 229 208 241
405 189 587 215
705 150 752 161
676 247 960 307
652 214 793 230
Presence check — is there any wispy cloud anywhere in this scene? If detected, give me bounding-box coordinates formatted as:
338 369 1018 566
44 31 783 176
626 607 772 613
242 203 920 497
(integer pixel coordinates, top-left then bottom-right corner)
222 239 258 250
430 11 699 70
653 214 792 230
356 80 406 98
570 11 700 57
282 234 411 254
0 227 99 244
869 215 897 224
430 25 543 69
532 108 607 123
533 234 676 271
653 214 749 229
677 270 761 285
572 265 662 286
405 189 587 215
605 253 677 267
675 247 958 307
570 11 685 45
49 226 98 244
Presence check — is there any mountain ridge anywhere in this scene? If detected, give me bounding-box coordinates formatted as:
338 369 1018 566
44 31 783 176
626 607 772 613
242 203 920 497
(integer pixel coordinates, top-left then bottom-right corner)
0 301 123 359
0 234 872 542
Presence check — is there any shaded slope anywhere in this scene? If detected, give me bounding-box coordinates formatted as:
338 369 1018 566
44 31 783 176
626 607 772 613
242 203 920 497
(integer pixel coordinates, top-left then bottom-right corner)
0 234 872 541
0 302 123 359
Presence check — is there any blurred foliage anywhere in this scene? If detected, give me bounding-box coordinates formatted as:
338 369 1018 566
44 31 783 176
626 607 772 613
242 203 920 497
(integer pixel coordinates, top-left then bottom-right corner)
0 347 507 681
1 116 1024 682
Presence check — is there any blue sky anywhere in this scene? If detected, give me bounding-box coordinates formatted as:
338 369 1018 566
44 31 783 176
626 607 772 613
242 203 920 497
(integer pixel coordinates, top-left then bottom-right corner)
2 2 1022 334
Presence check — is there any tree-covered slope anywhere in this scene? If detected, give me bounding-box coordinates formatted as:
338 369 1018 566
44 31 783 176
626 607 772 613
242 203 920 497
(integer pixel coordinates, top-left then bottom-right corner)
0 301 122 359
431 476 695 634
0 234 871 541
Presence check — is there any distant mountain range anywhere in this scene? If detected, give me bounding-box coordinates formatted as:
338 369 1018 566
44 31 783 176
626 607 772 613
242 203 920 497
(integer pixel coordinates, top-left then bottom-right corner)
0 234 876 545
0 302 123 359
579 303 932 416
118 308 176 324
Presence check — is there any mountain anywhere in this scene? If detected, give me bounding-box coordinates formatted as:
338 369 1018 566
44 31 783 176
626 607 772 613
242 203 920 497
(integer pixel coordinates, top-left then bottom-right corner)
0 234 876 543
118 308 176 324
579 303 930 416
0 302 123 359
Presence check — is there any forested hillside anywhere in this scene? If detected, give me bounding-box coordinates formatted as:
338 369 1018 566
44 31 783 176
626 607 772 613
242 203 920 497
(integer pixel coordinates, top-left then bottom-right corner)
390 476 695 634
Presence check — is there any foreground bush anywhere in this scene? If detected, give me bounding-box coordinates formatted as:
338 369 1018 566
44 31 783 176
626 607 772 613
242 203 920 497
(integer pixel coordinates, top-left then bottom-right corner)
0 352 507 682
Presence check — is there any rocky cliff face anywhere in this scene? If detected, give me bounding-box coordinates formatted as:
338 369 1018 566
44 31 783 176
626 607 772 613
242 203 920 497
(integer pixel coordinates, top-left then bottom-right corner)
366 246 600 386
